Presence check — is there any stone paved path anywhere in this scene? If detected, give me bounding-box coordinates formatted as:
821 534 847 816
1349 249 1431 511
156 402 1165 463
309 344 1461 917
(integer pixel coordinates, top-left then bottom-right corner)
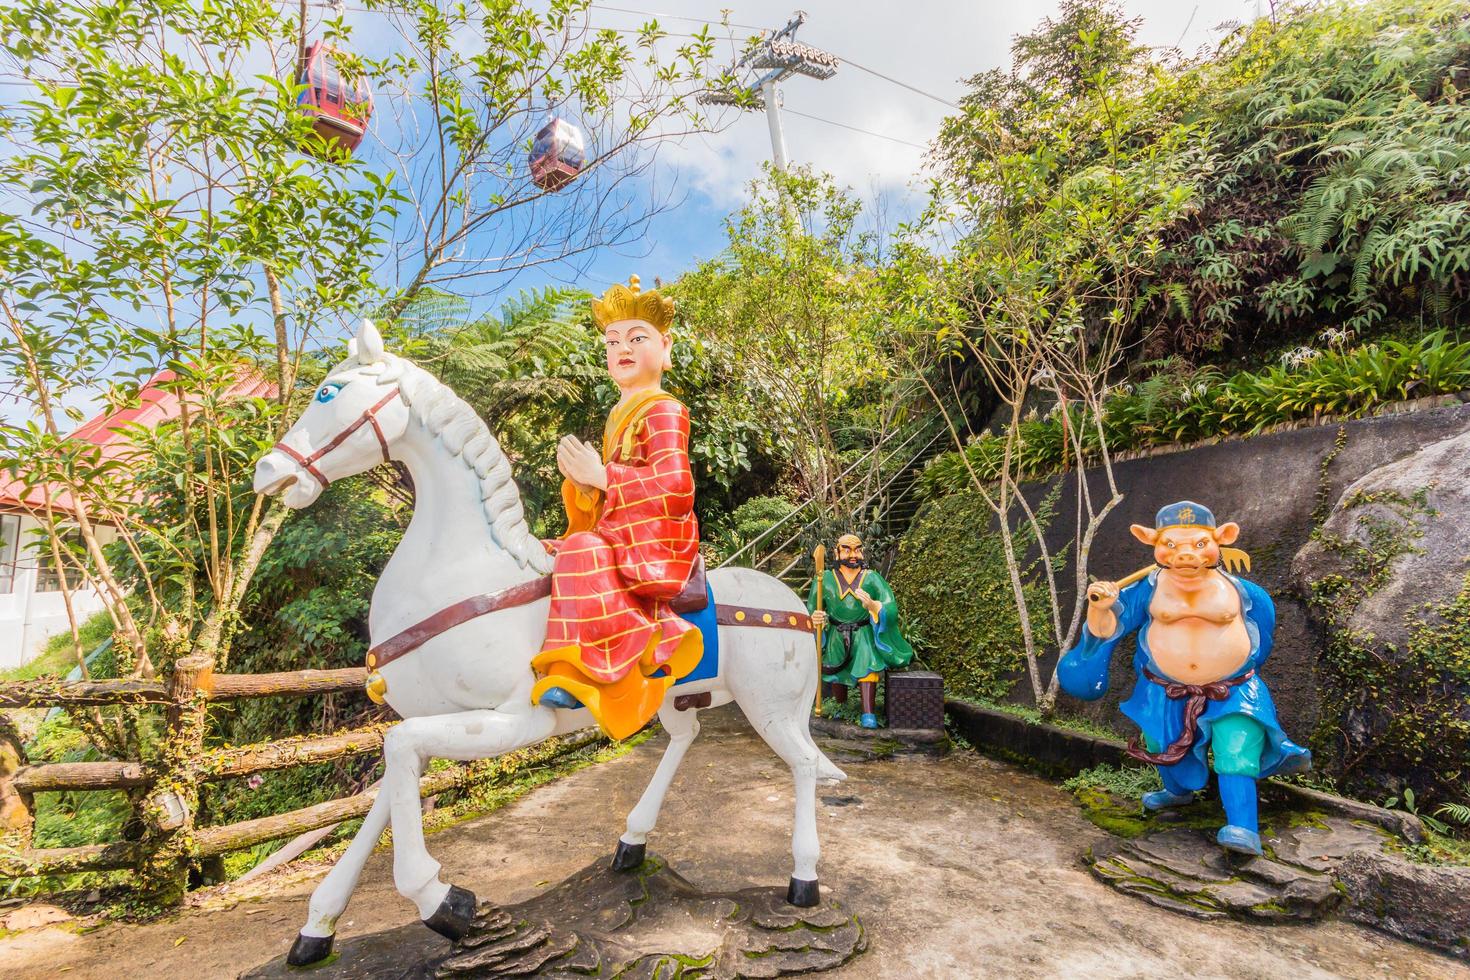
4 706 1466 979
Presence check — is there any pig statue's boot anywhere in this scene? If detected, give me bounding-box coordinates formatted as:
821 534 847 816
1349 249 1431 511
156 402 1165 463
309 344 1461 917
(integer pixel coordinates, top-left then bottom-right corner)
1142 788 1195 810
1142 763 1195 811
1216 774 1262 855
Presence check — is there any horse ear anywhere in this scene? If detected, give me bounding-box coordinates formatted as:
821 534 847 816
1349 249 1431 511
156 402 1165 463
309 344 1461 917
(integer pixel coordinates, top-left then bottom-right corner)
357 319 385 363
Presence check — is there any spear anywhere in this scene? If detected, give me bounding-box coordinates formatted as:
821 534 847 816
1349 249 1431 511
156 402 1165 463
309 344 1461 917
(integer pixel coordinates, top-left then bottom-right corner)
812 544 826 716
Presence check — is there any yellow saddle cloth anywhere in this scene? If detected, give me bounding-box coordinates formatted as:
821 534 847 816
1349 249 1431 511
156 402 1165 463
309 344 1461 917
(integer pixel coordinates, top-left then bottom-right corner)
531 626 703 741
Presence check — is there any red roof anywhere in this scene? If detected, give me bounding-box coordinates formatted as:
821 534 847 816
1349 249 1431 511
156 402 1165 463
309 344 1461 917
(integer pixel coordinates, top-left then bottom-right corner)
0 369 276 517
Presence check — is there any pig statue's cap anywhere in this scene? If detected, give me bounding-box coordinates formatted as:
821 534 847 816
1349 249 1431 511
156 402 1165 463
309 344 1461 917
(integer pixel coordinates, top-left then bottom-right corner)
1155 501 1216 532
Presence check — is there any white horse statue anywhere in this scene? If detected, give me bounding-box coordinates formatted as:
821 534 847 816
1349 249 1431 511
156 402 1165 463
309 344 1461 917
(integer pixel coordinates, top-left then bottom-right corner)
253 320 846 966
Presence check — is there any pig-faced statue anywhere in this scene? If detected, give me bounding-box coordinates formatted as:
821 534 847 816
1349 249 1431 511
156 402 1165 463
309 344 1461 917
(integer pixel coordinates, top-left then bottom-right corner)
1058 501 1311 855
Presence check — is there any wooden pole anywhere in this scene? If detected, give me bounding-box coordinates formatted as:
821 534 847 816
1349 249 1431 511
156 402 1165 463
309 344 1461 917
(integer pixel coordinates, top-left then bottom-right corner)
0 677 169 709
0 840 141 877
209 666 364 700
194 729 605 858
0 712 31 836
812 544 826 716
11 724 389 795
201 724 388 779
14 760 151 793
140 654 214 904
0 666 365 709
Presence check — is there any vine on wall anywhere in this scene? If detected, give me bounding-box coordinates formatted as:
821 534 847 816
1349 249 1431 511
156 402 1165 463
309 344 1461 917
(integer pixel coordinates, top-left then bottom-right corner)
889 492 1054 702
1305 489 1470 808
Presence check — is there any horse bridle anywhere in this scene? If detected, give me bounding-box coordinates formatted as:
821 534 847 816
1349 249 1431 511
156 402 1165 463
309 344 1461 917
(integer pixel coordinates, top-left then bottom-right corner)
273 386 401 487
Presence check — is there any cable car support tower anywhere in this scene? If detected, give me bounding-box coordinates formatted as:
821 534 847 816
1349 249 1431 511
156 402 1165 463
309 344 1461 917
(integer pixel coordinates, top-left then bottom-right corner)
699 11 838 172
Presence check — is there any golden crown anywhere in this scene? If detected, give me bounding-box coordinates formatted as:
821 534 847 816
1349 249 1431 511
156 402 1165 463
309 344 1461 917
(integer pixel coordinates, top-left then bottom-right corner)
591 275 675 333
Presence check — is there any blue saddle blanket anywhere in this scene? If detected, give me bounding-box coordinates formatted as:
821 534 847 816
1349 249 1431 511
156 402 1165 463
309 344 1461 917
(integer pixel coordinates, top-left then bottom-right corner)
673 582 719 686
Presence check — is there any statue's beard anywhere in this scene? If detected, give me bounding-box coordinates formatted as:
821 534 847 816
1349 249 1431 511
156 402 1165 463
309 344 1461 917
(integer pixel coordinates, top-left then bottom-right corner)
839 557 866 569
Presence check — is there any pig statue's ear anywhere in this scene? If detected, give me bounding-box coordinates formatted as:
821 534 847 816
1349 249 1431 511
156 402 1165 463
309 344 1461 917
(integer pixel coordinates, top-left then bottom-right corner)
1214 521 1241 546
1129 524 1159 546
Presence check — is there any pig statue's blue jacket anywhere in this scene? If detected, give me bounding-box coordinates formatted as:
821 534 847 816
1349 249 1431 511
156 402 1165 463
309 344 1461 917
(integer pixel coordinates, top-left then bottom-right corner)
1058 570 1311 790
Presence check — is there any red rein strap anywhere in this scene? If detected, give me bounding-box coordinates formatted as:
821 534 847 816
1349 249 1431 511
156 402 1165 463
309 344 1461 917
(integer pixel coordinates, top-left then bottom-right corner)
367 591 815 673
369 577 555 670
274 387 400 487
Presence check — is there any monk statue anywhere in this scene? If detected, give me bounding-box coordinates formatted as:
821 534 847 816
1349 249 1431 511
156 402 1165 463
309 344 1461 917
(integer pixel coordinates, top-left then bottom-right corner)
1058 501 1311 855
808 533 914 728
531 275 703 739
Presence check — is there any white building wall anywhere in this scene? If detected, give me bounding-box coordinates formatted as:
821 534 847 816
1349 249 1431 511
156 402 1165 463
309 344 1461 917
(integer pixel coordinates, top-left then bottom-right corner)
0 514 112 671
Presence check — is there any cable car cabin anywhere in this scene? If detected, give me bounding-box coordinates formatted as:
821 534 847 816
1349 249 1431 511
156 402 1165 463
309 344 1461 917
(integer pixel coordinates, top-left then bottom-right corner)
529 118 586 191
296 40 373 156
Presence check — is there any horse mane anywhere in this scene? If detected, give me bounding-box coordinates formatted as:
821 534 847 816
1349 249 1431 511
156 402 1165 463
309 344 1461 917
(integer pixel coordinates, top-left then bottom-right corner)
332 352 555 575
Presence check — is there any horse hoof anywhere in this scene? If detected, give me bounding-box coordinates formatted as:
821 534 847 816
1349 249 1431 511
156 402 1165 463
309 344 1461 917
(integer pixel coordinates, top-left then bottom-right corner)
610 839 645 872
786 876 820 908
423 884 477 942
286 932 334 966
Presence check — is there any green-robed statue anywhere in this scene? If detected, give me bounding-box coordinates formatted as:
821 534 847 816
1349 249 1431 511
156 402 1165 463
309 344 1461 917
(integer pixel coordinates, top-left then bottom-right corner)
807 533 914 728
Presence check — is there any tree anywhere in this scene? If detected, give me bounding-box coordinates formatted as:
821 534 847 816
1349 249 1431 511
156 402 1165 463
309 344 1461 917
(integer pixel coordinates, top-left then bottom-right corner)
0 0 733 693
915 2 1198 711
0 0 393 710
675 166 904 511
0 6 734 899
367 0 729 313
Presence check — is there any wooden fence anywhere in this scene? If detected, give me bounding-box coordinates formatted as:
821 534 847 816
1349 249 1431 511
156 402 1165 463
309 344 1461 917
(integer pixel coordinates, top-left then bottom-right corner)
0 657 605 896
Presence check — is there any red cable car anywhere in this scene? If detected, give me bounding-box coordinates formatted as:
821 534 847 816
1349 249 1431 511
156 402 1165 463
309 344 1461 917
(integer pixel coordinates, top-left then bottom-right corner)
529 118 586 191
295 40 373 156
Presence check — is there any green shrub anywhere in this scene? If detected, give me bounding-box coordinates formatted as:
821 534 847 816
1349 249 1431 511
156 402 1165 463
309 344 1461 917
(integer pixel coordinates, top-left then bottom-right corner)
943 0 1470 359
888 492 1052 700
1061 763 1162 798
704 494 797 566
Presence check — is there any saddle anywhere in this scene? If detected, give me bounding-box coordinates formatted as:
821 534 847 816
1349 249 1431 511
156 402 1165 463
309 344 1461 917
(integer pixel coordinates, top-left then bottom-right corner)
669 554 709 613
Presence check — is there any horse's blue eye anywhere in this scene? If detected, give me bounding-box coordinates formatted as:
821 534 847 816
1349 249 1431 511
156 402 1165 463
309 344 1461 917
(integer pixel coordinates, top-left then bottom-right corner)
317 383 343 403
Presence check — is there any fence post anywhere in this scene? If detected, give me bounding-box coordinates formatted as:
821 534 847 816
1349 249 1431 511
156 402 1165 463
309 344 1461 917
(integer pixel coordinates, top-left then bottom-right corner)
0 712 31 837
138 654 213 905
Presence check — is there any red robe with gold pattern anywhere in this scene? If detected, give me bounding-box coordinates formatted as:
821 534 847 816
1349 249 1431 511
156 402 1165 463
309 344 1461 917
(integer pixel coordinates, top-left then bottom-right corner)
537 393 700 693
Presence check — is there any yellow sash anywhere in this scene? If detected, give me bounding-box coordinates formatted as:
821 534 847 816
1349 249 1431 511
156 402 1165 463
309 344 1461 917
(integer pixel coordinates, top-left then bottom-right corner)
560 389 675 536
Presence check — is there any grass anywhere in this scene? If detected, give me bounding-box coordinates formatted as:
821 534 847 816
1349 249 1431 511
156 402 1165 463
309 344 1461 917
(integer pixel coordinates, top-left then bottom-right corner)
0 611 114 682
1062 764 1237 839
20 712 136 857
1397 827 1470 867
1062 763 1163 799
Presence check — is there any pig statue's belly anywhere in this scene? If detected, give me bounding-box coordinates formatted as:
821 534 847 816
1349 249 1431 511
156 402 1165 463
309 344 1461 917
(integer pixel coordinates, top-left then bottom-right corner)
1145 582 1251 685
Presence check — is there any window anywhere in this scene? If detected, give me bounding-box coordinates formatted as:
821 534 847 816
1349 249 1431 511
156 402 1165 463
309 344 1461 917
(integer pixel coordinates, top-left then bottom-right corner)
34 526 85 593
0 515 17 594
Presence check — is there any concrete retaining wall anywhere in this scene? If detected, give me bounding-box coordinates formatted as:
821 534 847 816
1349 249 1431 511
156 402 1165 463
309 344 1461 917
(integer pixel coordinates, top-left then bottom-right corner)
1012 397 1470 736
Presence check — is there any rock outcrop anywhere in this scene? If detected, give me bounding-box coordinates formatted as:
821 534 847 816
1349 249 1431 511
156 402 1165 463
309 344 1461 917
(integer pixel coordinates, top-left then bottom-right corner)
1291 427 1470 801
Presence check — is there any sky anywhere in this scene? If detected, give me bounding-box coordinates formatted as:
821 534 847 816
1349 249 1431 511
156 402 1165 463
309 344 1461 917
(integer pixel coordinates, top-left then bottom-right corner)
569 0 1268 289
5 0 1270 428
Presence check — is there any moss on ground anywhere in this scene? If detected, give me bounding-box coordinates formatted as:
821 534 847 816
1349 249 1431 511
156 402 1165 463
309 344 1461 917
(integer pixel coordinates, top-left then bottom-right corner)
1062 764 1339 843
